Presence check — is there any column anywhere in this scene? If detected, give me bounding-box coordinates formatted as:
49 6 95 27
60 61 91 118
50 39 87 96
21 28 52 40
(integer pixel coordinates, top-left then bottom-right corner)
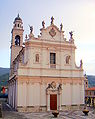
11 82 13 107
26 81 29 106
23 81 27 107
13 80 16 108
15 80 17 109
46 91 50 111
10 82 12 106
58 91 62 110
12 81 15 108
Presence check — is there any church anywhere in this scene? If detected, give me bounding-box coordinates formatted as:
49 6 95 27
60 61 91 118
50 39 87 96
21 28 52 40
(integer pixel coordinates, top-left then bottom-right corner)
8 14 85 112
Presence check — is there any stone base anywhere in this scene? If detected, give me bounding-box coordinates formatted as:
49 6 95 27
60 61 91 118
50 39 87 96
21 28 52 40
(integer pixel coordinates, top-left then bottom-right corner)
17 106 47 112
61 104 84 111
16 104 84 112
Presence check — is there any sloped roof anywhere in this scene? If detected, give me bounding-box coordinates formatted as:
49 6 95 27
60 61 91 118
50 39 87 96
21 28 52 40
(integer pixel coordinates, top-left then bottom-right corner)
86 87 95 91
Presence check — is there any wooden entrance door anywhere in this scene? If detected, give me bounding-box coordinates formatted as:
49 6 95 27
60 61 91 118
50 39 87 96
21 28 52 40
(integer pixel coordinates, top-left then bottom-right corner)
50 94 57 110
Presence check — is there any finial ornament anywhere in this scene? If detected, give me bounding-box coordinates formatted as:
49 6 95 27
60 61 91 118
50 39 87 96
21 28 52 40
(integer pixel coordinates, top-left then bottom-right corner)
60 23 63 31
29 25 33 33
51 16 54 25
42 21 45 28
17 13 19 18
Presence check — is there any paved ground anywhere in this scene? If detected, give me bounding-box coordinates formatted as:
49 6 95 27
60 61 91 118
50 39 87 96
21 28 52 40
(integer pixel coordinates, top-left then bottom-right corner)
1 102 95 119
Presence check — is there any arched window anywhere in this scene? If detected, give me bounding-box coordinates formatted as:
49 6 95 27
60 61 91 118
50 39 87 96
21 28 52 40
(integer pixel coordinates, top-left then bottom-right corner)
35 54 39 62
15 35 20 46
18 24 19 27
66 55 70 64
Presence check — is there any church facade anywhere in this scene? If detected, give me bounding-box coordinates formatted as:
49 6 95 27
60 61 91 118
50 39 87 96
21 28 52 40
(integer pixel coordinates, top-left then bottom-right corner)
8 15 85 112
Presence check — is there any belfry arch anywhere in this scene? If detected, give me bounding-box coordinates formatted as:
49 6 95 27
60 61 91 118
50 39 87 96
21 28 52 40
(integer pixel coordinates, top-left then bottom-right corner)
15 35 20 46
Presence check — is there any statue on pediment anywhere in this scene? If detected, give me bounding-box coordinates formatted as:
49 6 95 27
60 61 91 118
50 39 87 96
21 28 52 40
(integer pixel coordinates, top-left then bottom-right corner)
51 16 54 25
60 23 63 31
80 59 83 68
29 25 33 33
69 31 73 39
42 21 45 28
66 55 71 64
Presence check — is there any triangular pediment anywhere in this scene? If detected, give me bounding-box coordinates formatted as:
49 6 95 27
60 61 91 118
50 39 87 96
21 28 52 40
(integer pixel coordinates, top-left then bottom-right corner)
38 24 66 41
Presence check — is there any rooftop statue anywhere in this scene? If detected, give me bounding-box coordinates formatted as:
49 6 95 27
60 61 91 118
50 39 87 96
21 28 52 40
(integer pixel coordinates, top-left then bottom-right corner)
80 59 83 68
51 16 54 25
60 23 63 31
69 31 73 39
42 21 45 28
29 25 33 33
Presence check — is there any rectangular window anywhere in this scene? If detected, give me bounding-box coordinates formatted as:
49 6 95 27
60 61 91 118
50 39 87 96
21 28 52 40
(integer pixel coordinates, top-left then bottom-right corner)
50 53 56 68
50 53 56 64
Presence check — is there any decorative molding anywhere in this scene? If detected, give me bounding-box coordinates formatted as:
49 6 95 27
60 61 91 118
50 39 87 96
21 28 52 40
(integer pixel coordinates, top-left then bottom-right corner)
49 28 56 37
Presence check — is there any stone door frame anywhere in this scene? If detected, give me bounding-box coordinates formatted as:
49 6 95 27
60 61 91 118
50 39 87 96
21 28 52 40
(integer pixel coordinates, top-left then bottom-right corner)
46 89 62 111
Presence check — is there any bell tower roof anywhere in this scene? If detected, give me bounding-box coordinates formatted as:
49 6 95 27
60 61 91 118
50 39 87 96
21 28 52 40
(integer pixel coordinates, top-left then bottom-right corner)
12 14 23 29
14 14 22 21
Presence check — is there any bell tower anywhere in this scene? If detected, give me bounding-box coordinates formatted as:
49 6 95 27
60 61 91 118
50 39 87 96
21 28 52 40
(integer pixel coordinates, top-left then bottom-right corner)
10 14 24 64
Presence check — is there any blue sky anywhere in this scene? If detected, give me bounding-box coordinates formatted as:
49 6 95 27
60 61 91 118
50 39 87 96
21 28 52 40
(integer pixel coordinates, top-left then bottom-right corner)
0 0 95 75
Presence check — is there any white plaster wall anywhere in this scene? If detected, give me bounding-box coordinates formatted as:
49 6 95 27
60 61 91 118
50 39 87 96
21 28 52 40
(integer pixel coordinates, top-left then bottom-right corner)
17 81 47 107
72 84 81 105
80 83 85 104
18 68 84 78
62 83 84 105
28 83 34 106
33 83 40 106
62 84 72 105
40 84 46 106
25 45 76 70
17 82 27 106
39 27 64 42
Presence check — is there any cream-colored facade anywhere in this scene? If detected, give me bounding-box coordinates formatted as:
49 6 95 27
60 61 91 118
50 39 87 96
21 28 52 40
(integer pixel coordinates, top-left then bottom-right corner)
8 15 85 112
